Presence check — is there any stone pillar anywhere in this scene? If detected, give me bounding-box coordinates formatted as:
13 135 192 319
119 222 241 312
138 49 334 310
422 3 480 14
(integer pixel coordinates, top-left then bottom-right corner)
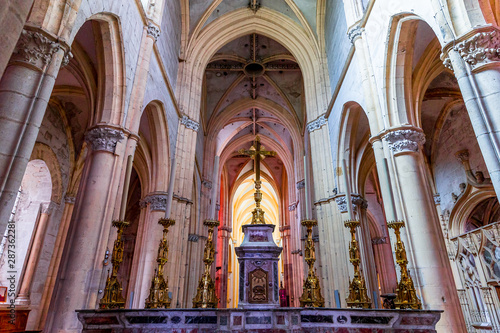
442 27 500 198
16 202 55 305
385 128 466 332
129 192 167 308
307 116 347 307
49 126 124 333
37 196 75 329
0 26 69 236
216 225 231 308
279 225 292 305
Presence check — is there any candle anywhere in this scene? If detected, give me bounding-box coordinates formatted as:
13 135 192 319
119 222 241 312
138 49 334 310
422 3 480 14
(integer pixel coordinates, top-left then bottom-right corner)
165 157 177 219
342 159 354 220
303 154 310 219
210 156 220 219
120 155 133 221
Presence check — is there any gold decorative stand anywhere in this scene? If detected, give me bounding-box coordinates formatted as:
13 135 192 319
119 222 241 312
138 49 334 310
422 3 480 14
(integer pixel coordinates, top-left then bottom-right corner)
145 218 175 308
387 220 422 309
193 219 220 308
299 219 324 307
99 220 129 309
344 220 372 308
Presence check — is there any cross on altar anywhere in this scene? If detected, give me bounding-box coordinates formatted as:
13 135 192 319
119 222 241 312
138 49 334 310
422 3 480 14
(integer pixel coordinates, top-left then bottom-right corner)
238 135 276 224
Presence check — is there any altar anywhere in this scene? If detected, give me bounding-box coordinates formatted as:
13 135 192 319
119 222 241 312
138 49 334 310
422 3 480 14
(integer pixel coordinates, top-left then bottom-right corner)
77 307 441 332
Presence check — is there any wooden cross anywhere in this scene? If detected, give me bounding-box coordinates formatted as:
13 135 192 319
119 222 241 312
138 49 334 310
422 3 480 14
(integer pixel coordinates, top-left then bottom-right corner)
238 135 276 224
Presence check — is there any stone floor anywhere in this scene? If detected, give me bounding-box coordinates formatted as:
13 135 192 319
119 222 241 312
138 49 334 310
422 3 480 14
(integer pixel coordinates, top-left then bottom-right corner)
77 307 441 332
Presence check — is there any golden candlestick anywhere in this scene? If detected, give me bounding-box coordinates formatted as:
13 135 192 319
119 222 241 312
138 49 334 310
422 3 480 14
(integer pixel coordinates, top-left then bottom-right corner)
193 219 220 308
145 218 175 308
387 220 422 310
99 220 129 309
299 219 324 307
344 219 372 308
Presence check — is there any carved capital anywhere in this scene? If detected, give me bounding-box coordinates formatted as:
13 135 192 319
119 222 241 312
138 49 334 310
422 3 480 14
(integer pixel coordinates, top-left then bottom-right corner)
385 129 425 153
188 234 200 242
306 114 327 133
371 237 388 245
180 115 200 132
13 28 61 69
348 26 364 44
202 179 213 189
288 202 297 211
296 180 305 190
335 194 365 213
85 127 124 153
146 22 161 42
434 193 441 205
352 195 368 210
139 192 168 211
455 28 500 69
64 196 76 204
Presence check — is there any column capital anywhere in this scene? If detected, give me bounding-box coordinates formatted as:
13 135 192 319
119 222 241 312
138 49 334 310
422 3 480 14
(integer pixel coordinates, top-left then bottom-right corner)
384 128 425 154
347 26 364 45
139 192 168 211
41 201 56 214
335 194 367 213
180 115 200 132
85 126 125 153
441 26 500 71
306 114 327 133
146 22 161 42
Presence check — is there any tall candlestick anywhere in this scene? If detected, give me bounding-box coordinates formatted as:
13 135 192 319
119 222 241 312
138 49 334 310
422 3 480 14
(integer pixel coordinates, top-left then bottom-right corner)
209 156 220 219
382 158 398 221
119 155 133 221
304 154 310 219
165 157 176 219
342 159 354 220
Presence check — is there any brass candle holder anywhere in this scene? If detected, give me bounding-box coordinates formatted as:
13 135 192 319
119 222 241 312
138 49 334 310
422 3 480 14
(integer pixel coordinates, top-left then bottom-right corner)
193 219 220 308
344 219 372 308
299 219 324 307
387 220 422 309
145 218 175 308
99 220 129 309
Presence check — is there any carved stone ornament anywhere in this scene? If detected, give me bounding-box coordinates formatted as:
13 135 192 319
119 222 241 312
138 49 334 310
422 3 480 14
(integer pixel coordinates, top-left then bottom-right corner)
348 26 365 44
385 129 425 153
188 234 200 242
61 50 73 67
335 196 348 213
455 29 500 68
352 195 368 210
433 193 441 205
180 115 200 132
13 29 61 69
147 22 161 42
139 193 168 211
371 237 388 245
85 127 125 153
296 180 305 190
41 202 56 215
306 114 327 133
335 195 363 213
64 196 76 204
202 179 213 189
288 202 297 211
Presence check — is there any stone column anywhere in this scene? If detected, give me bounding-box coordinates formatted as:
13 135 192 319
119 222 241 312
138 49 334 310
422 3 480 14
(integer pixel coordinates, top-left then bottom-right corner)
0 26 69 236
16 202 55 305
385 128 466 332
216 225 231 308
49 126 124 333
442 27 500 197
37 196 75 329
129 192 167 308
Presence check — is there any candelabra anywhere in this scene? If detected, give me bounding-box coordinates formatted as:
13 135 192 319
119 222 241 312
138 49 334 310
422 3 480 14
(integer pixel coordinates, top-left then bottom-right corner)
193 219 220 308
299 219 324 307
387 220 422 309
145 218 175 308
344 219 372 308
99 220 129 309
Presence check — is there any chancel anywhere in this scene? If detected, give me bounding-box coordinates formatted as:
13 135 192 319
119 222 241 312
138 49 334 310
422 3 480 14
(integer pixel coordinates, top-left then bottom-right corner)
1 0 500 332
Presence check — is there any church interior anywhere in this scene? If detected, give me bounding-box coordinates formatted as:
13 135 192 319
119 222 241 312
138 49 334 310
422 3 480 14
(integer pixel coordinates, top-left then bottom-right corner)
0 0 499 332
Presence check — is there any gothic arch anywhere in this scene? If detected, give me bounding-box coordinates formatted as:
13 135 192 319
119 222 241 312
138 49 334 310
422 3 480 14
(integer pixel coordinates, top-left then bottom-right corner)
30 142 63 204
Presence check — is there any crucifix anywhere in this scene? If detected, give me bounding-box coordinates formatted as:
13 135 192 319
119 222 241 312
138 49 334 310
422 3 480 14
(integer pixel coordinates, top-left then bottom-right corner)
238 135 276 224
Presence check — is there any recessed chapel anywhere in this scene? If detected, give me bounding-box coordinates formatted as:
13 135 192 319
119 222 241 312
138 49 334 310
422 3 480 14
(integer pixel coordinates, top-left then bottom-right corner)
0 0 499 332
